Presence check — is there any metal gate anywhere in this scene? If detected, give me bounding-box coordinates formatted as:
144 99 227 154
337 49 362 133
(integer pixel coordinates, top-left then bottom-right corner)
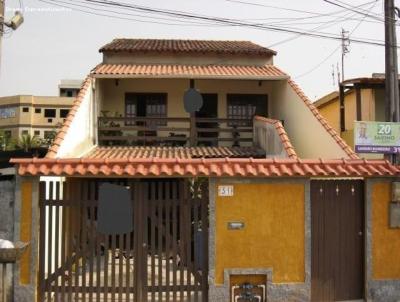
311 180 364 301
38 178 209 302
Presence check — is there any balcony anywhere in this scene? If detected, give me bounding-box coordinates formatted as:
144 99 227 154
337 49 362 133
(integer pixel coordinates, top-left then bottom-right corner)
98 116 254 147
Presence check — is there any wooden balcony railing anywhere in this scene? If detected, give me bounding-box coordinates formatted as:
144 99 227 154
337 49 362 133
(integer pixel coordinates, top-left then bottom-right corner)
98 116 254 147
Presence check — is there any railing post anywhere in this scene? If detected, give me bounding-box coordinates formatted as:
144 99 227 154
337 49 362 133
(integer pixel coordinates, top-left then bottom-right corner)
190 113 197 147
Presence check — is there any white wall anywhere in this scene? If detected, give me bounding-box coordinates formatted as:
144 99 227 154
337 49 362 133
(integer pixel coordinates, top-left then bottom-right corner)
56 80 95 158
270 80 349 159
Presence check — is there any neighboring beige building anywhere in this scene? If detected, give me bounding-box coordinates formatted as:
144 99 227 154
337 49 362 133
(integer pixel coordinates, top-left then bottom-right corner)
58 79 82 97
314 74 386 158
0 95 74 140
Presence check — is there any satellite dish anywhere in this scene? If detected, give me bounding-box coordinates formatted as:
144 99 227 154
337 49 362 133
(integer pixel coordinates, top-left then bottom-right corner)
184 88 203 113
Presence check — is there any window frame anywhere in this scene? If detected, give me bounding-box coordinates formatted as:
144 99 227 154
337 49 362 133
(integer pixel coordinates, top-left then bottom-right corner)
125 93 168 126
44 108 56 118
227 94 268 126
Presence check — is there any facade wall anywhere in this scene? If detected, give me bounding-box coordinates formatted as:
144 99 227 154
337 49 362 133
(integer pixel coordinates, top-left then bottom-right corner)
103 52 274 66
366 179 400 301
315 99 341 134
270 81 349 159
371 182 400 279
214 182 305 284
0 95 73 140
57 81 95 158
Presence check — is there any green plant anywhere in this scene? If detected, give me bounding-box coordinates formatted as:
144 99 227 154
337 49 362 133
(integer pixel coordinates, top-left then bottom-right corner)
0 130 16 151
99 111 124 146
17 134 41 152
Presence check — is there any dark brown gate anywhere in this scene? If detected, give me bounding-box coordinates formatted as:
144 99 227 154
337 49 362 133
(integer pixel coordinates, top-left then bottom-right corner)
38 178 209 302
311 180 364 301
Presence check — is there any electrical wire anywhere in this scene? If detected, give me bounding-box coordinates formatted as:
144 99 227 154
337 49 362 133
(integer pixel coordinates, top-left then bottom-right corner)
294 0 378 79
76 0 388 47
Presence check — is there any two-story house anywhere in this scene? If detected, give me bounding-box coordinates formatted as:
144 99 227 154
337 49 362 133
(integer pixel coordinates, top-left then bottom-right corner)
10 39 400 302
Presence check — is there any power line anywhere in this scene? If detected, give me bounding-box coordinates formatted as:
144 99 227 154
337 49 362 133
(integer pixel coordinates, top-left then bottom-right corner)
76 0 389 47
294 0 378 79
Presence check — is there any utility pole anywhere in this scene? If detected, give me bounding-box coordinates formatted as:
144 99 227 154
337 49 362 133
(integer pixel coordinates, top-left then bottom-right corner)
384 0 400 163
0 0 5 74
341 28 350 82
385 0 400 123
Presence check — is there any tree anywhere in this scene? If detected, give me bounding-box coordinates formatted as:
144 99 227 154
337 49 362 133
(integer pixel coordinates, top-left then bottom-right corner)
17 134 41 152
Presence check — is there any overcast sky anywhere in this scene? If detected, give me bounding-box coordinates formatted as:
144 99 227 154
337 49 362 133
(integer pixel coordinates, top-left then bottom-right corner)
0 0 390 100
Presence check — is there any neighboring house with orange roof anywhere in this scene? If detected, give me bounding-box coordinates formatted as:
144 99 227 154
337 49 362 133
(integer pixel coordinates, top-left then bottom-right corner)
10 39 400 302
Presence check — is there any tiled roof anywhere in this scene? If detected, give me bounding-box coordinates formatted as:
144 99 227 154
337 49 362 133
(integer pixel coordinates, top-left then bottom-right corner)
288 80 358 159
99 39 276 56
46 76 93 158
85 146 266 159
10 157 399 177
91 64 288 79
254 116 297 159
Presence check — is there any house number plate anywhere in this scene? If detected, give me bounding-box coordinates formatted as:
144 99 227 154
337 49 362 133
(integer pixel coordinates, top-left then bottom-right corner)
218 185 234 197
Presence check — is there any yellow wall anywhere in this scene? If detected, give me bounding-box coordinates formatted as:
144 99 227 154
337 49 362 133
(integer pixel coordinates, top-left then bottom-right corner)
372 182 400 279
316 99 341 134
20 180 33 285
215 182 305 285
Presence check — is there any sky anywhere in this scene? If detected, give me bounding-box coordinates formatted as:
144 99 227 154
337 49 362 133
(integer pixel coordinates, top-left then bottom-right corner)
0 0 390 101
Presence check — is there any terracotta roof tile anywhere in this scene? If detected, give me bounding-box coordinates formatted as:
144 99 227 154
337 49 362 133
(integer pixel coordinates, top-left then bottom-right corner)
288 79 358 159
91 63 288 79
99 39 277 56
85 146 266 160
10 157 399 177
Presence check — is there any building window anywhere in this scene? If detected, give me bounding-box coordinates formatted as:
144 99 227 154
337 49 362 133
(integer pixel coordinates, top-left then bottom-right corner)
47 119 53 123
34 130 40 136
22 107 29 113
35 108 41 114
44 131 54 139
4 130 11 139
227 94 268 126
60 109 69 118
44 109 56 118
125 93 167 126
21 130 29 136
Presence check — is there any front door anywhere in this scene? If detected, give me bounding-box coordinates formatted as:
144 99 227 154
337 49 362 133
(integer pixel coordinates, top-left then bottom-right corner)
311 180 364 301
38 178 209 302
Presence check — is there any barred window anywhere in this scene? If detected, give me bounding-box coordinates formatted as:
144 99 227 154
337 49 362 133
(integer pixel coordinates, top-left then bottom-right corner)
227 94 268 126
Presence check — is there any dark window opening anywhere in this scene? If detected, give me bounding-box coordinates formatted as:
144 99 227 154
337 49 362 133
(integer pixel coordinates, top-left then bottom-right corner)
60 109 69 118
67 90 73 97
34 130 40 136
227 94 268 126
44 131 53 139
47 119 53 123
22 130 29 135
44 109 56 118
35 108 41 114
125 93 167 127
4 131 11 139
22 107 29 113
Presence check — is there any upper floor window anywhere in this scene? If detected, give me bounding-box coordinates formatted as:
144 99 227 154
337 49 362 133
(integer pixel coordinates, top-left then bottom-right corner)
227 94 268 126
44 109 56 118
60 109 69 118
22 107 29 113
35 108 41 114
125 93 167 126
